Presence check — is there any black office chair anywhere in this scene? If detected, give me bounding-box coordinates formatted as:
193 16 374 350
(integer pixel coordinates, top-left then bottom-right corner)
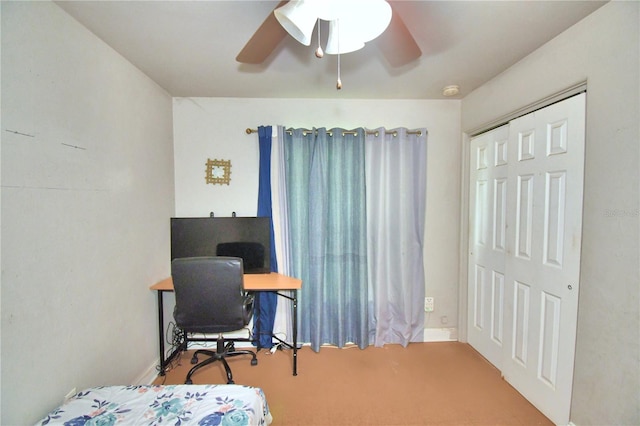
172 256 258 384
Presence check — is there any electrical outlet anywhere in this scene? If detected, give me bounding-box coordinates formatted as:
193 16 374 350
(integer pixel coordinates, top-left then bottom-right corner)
424 297 434 312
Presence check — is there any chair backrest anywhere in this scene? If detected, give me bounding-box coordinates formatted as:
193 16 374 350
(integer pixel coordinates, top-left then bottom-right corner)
216 242 266 272
172 256 247 334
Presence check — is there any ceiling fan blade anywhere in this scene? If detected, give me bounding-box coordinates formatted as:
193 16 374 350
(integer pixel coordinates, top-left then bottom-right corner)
375 3 422 67
236 1 289 64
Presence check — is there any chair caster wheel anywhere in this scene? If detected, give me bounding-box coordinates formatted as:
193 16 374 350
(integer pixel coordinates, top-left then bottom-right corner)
190 356 198 365
251 359 258 366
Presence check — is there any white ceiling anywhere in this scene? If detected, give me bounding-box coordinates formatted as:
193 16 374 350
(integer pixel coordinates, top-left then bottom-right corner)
55 0 607 99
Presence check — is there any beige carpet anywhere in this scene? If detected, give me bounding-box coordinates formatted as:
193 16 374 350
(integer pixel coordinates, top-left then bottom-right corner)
153 342 552 425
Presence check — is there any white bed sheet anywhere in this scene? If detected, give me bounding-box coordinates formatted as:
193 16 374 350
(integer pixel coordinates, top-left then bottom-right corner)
36 384 272 426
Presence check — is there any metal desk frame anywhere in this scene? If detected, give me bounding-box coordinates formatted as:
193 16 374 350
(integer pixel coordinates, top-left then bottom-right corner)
150 273 301 376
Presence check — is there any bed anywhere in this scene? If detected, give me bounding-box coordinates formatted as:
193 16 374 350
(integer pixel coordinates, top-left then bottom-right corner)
36 384 272 426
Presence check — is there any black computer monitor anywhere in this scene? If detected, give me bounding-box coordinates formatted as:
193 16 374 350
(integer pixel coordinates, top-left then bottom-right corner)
170 217 271 273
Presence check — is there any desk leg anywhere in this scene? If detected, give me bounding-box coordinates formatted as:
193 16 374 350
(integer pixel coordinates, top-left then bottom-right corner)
157 290 166 376
254 291 261 349
293 289 298 376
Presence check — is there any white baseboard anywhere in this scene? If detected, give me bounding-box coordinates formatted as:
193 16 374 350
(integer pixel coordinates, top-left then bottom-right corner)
135 360 161 385
423 327 458 342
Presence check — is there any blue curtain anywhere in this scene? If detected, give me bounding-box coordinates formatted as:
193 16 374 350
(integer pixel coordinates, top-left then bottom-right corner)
283 128 370 352
255 125 278 348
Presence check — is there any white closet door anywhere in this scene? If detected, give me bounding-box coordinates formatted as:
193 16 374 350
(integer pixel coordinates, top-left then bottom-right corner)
468 93 586 424
468 124 509 369
502 93 585 425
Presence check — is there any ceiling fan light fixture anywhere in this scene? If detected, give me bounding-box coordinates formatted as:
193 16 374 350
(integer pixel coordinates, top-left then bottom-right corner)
324 0 392 55
274 0 319 46
348 0 392 43
325 20 365 55
272 0 396 89
275 0 392 54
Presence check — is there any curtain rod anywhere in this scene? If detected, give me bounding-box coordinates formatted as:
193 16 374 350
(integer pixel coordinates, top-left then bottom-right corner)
245 128 422 137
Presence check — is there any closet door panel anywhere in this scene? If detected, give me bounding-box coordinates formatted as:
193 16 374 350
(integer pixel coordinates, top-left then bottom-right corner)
502 93 585 426
467 125 509 369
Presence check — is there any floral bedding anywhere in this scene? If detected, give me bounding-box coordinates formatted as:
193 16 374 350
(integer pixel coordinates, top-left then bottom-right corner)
36 384 272 426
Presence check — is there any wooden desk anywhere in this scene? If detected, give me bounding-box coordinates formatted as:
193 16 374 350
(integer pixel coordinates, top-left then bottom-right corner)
150 273 302 376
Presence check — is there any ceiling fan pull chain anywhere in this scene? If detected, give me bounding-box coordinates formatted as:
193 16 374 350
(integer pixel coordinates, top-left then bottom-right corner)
336 18 342 90
315 19 324 58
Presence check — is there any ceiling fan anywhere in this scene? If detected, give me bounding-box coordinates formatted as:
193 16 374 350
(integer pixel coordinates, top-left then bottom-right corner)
236 0 422 68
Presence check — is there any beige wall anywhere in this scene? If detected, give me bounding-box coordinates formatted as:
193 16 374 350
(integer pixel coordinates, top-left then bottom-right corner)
1 2 175 423
461 2 639 424
172 97 462 336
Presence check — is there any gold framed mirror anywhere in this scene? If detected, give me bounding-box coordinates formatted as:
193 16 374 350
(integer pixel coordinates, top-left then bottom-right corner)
205 159 231 185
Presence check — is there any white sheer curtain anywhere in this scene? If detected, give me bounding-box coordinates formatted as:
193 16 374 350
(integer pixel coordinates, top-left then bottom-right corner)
365 127 428 346
271 126 294 345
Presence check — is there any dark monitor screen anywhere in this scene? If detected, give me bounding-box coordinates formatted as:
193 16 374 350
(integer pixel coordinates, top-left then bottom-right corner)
170 217 271 273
